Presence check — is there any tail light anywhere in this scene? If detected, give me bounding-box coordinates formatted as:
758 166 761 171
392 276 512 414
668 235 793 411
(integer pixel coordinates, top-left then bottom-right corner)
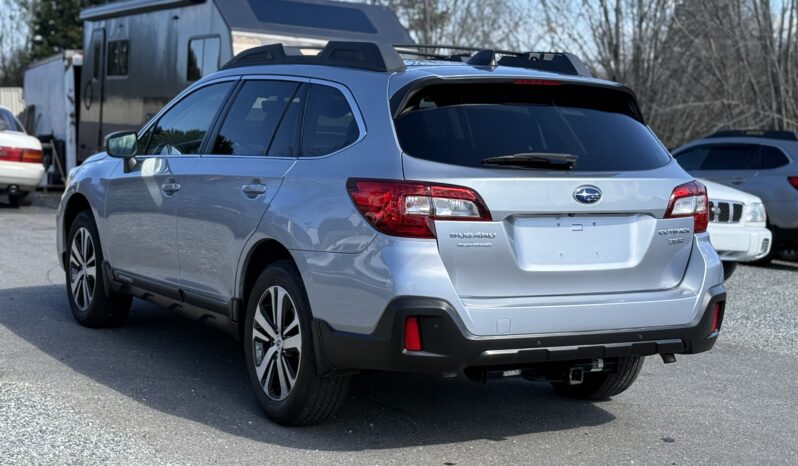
665 181 709 233
710 302 724 335
0 146 42 164
788 176 798 190
346 179 491 238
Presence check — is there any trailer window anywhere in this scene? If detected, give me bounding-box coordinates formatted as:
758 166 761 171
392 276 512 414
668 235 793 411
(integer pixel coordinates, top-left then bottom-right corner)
247 0 377 34
107 40 129 76
188 37 221 82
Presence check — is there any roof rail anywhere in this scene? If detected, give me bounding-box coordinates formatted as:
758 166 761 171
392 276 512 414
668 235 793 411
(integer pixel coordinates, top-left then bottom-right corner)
221 41 406 73
394 44 592 77
221 41 591 77
707 129 798 141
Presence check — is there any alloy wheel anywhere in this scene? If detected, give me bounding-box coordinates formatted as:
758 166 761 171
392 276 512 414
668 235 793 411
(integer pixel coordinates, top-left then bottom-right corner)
252 285 302 401
69 227 96 311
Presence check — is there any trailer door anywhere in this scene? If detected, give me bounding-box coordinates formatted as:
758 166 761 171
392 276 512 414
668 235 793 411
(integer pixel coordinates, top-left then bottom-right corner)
78 28 105 162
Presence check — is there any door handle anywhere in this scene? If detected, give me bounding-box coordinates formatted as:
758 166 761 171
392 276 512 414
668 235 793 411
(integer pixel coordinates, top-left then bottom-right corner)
731 178 744 185
161 181 182 195
242 183 268 198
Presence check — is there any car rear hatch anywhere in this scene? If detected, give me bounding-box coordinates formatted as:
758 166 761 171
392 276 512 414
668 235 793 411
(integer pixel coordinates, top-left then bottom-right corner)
391 79 698 298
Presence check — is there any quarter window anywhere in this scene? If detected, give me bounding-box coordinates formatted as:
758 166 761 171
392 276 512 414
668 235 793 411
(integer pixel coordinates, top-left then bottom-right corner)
145 82 233 156
211 80 301 156
107 40 129 76
760 146 790 169
301 85 359 156
188 37 221 82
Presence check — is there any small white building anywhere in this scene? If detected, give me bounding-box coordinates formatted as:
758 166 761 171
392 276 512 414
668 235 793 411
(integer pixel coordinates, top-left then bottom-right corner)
0 87 25 116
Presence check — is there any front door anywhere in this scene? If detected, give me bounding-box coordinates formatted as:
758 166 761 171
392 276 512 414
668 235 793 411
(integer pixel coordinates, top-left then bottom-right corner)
103 80 235 288
78 28 106 162
177 78 307 304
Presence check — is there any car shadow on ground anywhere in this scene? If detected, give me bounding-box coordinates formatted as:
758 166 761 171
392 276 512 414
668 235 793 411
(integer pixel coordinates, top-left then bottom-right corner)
1 284 617 451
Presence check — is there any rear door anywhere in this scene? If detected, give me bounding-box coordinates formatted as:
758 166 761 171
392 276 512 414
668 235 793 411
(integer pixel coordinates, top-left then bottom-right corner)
393 80 694 298
695 144 760 188
176 77 307 305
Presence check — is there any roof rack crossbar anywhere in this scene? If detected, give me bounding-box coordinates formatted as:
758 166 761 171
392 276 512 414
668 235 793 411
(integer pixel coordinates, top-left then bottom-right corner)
221 41 406 73
221 41 591 77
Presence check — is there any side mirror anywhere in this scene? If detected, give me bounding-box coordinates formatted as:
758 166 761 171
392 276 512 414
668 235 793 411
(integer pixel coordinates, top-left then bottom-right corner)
104 131 138 159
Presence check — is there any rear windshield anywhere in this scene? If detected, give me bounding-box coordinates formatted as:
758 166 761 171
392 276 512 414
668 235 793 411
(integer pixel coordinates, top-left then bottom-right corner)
393 83 671 172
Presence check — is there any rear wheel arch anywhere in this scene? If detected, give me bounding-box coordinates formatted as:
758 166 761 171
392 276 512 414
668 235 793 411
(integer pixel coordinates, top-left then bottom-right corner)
238 239 299 335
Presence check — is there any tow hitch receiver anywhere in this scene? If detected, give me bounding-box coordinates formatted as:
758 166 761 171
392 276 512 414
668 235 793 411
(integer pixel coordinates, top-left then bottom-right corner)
567 367 584 385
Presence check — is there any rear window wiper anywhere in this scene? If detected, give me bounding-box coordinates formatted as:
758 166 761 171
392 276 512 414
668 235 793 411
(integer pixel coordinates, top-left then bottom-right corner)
481 152 578 170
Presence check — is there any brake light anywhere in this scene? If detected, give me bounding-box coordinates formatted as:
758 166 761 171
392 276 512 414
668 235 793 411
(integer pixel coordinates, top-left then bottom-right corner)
710 302 724 334
665 181 709 233
513 79 562 86
788 176 798 189
346 179 491 238
0 146 42 164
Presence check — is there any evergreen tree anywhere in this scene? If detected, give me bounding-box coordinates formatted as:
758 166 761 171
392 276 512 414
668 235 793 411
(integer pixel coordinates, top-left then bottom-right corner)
28 0 108 61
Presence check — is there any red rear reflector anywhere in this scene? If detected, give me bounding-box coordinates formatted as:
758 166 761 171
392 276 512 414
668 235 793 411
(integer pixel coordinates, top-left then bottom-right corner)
665 181 709 233
710 302 724 333
513 79 562 86
788 176 798 189
404 317 422 351
346 179 491 239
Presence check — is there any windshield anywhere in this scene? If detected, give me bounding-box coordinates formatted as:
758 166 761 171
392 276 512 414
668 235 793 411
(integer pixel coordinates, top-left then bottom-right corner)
0 109 24 133
393 83 671 172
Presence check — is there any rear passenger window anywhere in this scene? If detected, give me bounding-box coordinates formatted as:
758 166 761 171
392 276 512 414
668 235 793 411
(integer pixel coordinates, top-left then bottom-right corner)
211 80 300 156
145 82 233 156
675 147 709 171
700 145 759 170
760 146 789 169
301 85 359 156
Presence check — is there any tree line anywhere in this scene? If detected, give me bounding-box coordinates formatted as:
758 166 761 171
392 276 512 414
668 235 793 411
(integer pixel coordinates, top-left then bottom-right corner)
2 0 796 147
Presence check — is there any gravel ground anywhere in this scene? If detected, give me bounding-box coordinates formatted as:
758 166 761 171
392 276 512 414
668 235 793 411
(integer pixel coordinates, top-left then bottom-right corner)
723 261 798 356
1 202 796 464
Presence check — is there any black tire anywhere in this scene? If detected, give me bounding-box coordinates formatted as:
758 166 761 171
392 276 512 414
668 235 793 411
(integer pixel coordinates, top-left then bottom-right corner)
722 261 738 281
244 260 350 426
8 192 31 207
66 210 132 327
551 356 644 400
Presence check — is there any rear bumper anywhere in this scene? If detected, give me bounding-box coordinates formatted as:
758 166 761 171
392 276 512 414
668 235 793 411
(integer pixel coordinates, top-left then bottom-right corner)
708 223 772 261
314 285 726 374
0 160 45 190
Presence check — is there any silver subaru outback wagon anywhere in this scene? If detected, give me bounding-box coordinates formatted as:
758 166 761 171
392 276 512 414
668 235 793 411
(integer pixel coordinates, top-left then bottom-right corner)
57 42 725 425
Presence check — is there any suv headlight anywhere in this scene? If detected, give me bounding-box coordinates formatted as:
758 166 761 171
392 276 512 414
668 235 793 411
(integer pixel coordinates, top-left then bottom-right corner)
745 202 767 223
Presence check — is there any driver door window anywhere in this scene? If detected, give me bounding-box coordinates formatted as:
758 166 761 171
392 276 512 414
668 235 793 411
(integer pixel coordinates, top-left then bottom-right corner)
145 82 233 156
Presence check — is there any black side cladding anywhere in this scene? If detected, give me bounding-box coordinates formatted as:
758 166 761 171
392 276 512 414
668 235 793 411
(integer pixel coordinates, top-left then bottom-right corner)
221 41 406 72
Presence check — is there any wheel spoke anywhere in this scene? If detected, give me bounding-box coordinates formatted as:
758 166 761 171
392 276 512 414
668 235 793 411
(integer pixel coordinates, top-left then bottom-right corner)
254 309 278 340
71 241 83 267
281 355 297 391
282 334 301 350
82 272 90 304
283 312 300 336
85 265 96 279
256 346 277 381
276 354 289 397
263 355 277 393
272 286 286 333
81 229 88 259
71 273 82 295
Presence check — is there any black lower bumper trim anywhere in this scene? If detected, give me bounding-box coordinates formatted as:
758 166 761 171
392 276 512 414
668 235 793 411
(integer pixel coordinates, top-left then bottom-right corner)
314 286 726 375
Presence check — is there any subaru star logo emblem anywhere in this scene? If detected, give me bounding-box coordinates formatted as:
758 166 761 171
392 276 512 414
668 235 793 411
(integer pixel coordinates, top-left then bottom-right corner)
573 185 602 204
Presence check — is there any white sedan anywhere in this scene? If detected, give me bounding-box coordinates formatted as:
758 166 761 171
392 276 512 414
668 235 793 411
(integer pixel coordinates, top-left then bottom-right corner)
0 105 44 206
701 179 772 279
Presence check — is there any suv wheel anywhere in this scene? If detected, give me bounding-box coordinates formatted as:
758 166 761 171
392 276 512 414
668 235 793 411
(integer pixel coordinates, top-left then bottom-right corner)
8 192 31 207
244 260 350 425
722 261 738 281
550 356 644 399
66 211 132 327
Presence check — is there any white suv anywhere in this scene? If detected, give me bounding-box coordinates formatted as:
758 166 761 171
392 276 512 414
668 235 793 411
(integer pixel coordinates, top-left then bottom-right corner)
701 179 771 279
